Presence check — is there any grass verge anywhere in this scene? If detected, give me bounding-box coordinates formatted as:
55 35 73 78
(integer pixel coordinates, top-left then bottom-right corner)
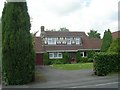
50 63 93 70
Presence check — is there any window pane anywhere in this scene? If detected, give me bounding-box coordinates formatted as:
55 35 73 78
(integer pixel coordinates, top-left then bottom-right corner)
49 53 53 59
58 53 62 58
54 52 57 57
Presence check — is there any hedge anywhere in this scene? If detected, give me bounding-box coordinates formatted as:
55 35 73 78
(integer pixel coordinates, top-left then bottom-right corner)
94 52 120 76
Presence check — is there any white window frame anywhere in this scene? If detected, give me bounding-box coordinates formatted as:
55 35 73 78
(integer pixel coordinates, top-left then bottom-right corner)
76 37 80 45
67 37 71 45
48 37 56 45
80 52 87 57
49 52 63 59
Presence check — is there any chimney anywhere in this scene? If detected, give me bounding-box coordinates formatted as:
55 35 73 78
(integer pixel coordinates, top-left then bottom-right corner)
41 26 45 32
40 26 45 38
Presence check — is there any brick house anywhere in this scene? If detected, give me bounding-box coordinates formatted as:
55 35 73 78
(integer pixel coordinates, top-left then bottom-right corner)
112 31 120 40
34 26 102 65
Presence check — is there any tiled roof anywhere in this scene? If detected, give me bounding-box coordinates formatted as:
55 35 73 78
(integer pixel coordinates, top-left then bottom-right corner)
43 31 87 37
83 38 102 49
35 31 102 53
34 37 44 53
112 31 120 40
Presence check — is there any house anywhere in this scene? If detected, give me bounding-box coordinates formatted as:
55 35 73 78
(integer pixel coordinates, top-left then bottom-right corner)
34 26 102 65
112 31 120 40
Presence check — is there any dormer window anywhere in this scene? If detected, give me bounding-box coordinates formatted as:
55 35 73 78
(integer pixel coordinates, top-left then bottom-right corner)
67 37 71 45
48 37 56 45
75 37 80 45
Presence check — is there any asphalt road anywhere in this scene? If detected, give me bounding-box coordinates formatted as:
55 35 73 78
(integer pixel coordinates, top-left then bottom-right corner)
2 65 119 88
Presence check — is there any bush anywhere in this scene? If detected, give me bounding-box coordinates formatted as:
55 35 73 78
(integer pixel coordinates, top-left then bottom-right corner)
76 51 81 63
108 38 120 52
51 59 64 64
43 53 51 65
87 58 93 62
87 50 95 59
63 52 70 64
94 52 120 76
77 57 93 63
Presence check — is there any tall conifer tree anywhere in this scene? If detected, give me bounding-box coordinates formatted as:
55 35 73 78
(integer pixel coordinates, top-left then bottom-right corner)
101 29 112 52
2 1 35 85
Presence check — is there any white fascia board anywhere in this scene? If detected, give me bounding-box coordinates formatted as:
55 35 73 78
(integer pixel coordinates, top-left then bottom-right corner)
46 50 78 52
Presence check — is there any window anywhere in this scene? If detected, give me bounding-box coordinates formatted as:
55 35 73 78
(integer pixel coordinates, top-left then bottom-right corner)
67 37 71 45
49 53 54 58
80 52 87 57
54 52 57 58
58 53 62 58
56 37 61 44
49 52 63 59
75 37 80 44
48 38 56 45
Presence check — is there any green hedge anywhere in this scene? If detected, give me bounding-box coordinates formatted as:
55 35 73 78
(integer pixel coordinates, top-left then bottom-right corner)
94 52 120 76
77 57 93 63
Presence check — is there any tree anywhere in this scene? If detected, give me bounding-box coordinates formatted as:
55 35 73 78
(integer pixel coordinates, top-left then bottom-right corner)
87 30 101 39
59 27 69 32
0 18 1 68
2 1 35 85
101 29 112 52
108 38 120 52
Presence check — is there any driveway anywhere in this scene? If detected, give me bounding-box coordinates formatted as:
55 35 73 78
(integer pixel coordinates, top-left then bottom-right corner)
30 65 119 88
3 65 119 88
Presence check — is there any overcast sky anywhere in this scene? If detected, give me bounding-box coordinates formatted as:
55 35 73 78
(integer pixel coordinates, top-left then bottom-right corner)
0 0 119 37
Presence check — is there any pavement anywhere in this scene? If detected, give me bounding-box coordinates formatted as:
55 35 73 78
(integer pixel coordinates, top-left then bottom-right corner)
2 65 119 88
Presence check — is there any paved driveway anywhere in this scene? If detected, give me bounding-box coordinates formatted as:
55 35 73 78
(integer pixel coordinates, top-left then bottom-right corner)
3 65 119 88
35 65 94 82
29 65 119 88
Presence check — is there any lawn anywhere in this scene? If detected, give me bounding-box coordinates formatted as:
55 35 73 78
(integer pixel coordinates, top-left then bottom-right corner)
50 63 93 70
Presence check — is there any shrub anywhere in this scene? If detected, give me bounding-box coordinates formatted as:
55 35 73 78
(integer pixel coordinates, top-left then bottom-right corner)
108 38 120 52
87 58 93 62
51 59 64 64
76 51 81 63
87 50 95 59
63 52 70 64
43 53 51 65
94 52 120 76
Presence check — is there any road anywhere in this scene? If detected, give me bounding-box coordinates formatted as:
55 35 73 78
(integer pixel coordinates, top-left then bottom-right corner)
29 74 119 88
2 66 119 88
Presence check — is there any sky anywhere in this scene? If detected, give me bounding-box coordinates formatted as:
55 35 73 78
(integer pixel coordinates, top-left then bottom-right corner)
0 0 119 37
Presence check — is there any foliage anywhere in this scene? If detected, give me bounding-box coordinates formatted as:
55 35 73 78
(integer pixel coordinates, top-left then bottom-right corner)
63 52 70 64
78 57 93 63
51 59 64 64
101 29 112 52
50 63 93 70
76 51 81 63
108 38 120 52
94 52 120 76
58 27 69 32
43 52 51 65
0 19 1 67
87 50 96 59
87 30 101 39
2 2 35 85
